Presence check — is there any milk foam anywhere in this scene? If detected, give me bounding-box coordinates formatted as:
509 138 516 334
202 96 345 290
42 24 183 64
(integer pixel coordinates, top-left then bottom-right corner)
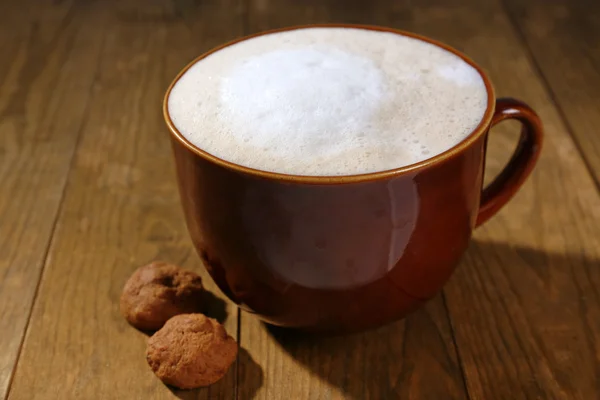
168 28 488 176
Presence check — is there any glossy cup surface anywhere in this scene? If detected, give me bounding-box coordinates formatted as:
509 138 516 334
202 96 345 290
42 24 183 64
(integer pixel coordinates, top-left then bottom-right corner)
165 25 537 333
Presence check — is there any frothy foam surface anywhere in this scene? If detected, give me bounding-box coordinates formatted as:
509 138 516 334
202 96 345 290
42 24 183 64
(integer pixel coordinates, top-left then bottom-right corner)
168 28 488 176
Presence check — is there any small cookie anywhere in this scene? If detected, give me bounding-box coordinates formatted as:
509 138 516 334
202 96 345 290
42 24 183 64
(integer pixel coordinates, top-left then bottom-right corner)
120 261 204 331
146 314 238 388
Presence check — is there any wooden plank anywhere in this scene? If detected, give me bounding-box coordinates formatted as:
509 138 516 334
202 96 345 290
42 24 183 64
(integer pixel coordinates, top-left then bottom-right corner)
239 2 469 399
391 0 600 398
0 1 106 398
501 0 600 183
239 306 467 399
7 1 245 399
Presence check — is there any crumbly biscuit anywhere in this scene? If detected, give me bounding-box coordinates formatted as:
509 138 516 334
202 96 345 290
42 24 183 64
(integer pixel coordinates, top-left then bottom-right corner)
146 314 238 388
120 261 204 331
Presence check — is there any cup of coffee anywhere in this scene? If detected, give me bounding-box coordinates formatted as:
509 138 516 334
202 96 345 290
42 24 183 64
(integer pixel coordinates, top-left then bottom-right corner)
164 25 543 333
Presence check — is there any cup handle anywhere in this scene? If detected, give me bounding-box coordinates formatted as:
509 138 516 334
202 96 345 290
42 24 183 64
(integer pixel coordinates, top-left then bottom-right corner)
475 97 544 227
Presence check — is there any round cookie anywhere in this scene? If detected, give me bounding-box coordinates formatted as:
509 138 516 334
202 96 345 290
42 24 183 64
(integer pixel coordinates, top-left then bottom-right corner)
146 314 238 388
120 261 204 331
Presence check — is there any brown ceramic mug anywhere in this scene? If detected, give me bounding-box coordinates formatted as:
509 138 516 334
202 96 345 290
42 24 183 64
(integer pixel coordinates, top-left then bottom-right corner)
164 24 543 334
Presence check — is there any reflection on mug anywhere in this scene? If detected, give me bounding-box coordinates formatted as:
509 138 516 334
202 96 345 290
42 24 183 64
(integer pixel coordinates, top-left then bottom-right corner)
243 178 419 289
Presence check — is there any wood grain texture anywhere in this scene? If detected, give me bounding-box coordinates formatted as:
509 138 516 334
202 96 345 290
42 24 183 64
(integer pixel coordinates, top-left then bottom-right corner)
392 0 600 398
239 304 466 400
501 0 600 183
7 1 246 399
0 1 105 398
238 2 468 399
3 0 600 399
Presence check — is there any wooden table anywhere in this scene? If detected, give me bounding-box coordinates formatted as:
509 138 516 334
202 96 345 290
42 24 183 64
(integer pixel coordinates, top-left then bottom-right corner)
1 0 599 398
